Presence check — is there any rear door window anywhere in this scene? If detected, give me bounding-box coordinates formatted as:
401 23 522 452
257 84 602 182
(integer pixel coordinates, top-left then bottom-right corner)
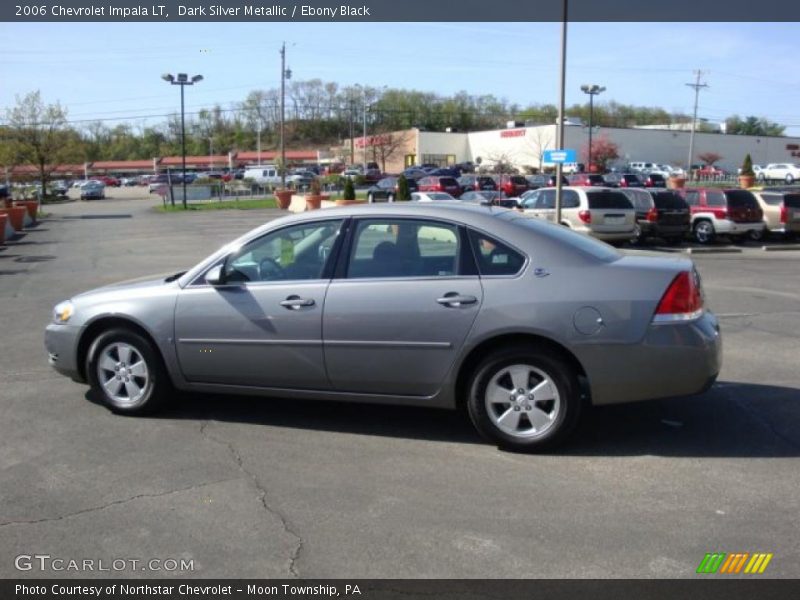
468 230 526 276
706 191 727 207
562 190 580 208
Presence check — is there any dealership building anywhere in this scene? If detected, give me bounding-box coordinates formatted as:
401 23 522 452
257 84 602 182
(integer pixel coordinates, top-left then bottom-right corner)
353 124 800 174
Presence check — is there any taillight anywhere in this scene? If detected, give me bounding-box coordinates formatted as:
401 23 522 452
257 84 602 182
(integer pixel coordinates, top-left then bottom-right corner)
711 208 728 220
780 204 787 224
578 210 591 224
646 207 658 222
645 179 653 187
653 271 704 323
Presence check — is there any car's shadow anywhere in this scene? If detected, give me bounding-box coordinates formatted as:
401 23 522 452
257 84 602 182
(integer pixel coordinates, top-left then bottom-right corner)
88 380 800 457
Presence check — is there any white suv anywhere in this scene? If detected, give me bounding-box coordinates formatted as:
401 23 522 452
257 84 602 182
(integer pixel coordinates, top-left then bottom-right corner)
759 163 800 184
518 186 636 243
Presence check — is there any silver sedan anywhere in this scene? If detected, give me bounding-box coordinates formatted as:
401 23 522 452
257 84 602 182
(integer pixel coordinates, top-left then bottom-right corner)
45 203 721 450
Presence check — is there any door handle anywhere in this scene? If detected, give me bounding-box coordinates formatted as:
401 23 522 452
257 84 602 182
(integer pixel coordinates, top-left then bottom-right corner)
436 293 477 307
280 296 315 309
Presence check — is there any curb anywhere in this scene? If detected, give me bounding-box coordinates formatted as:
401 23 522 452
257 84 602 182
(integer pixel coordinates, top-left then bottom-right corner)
685 247 743 254
762 245 800 252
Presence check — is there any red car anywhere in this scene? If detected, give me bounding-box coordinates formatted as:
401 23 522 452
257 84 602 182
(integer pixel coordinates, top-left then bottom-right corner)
417 176 462 197
567 173 606 187
94 175 120 187
495 174 529 197
678 187 764 243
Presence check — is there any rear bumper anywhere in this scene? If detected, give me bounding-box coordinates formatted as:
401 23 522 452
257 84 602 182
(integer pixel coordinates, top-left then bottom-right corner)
640 221 689 237
576 311 722 406
44 323 84 382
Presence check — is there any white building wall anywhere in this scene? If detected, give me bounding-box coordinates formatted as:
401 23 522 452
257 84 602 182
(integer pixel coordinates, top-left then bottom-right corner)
416 126 800 172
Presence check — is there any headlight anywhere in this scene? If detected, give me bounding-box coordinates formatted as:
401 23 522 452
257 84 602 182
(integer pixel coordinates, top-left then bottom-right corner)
53 300 74 323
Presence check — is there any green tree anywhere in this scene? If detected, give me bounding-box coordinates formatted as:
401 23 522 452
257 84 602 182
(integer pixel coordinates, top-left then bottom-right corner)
725 115 785 137
396 174 410 201
4 91 83 197
343 176 355 200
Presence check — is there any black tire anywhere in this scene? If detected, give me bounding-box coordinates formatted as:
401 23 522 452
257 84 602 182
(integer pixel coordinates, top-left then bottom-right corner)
786 174 794 185
86 328 171 415
748 228 765 242
629 223 644 246
466 345 582 451
693 220 715 244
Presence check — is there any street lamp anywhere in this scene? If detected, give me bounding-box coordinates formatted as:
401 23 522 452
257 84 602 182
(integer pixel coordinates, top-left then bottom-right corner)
162 72 203 209
279 42 292 189
580 84 605 172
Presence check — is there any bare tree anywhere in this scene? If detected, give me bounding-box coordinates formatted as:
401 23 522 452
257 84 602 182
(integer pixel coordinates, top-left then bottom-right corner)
527 127 554 172
368 130 412 173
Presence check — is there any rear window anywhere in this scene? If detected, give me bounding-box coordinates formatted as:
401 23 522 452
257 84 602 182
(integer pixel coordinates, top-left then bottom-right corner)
439 177 458 186
587 190 633 209
784 193 800 208
510 176 527 185
588 175 605 184
513 217 620 263
648 174 665 181
652 191 688 210
478 177 495 185
621 189 652 210
706 191 726 207
725 190 758 208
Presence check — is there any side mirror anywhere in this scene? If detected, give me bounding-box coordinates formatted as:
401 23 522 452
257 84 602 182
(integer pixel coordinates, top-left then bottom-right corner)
205 264 226 286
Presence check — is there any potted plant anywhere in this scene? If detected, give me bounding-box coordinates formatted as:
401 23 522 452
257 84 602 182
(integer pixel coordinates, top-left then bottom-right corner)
335 176 358 206
272 158 293 209
739 154 756 189
667 166 686 189
305 177 324 211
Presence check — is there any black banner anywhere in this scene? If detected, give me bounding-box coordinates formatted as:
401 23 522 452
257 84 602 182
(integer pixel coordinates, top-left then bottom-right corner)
4 580 800 600
3 0 800 22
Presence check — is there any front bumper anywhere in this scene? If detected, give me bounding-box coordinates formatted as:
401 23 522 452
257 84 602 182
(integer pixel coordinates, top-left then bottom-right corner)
44 323 84 382
576 311 722 406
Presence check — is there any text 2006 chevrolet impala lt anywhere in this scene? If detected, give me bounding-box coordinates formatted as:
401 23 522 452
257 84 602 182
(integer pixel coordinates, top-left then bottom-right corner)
45 203 721 450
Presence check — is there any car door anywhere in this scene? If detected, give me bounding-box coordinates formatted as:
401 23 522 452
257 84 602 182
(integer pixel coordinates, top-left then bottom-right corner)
323 217 483 396
174 218 345 389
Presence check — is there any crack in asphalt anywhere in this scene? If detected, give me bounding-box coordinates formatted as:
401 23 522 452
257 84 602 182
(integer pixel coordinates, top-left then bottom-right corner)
199 420 304 578
0 478 237 529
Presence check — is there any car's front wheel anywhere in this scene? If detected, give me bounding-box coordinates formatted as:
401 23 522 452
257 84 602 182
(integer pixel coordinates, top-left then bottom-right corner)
86 328 170 415
467 345 582 451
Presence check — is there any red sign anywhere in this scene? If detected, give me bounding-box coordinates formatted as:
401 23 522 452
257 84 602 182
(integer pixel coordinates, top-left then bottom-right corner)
501 129 526 138
355 135 391 148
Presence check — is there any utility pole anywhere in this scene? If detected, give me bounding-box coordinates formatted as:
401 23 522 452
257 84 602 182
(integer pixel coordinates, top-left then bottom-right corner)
686 70 708 180
280 41 286 189
555 0 568 225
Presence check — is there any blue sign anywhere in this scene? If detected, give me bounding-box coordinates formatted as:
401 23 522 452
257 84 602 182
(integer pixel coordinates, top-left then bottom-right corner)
543 149 577 163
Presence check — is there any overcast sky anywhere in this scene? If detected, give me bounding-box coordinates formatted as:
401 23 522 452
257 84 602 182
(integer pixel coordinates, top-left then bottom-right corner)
2 22 799 135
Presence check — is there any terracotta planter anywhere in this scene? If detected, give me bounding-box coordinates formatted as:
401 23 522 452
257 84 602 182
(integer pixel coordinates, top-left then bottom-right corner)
738 175 755 189
274 190 293 210
667 176 686 189
305 194 323 211
0 214 7 244
7 205 27 231
3 198 12 209
21 200 39 221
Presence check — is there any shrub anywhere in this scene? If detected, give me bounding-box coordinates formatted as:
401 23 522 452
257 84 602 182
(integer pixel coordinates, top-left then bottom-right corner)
740 154 755 177
343 176 356 200
397 174 411 201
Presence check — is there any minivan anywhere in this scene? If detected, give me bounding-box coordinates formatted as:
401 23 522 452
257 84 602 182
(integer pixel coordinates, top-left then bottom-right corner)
243 165 282 186
518 186 636 243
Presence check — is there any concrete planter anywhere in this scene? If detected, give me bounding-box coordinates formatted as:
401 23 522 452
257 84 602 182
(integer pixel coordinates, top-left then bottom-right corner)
667 177 686 189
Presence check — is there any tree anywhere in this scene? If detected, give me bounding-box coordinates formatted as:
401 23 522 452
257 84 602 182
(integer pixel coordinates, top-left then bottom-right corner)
725 115 785 137
343 176 355 200
527 127 554 171
741 154 754 177
396 174 411 201
4 91 82 197
581 135 619 171
698 152 722 166
368 130 411 173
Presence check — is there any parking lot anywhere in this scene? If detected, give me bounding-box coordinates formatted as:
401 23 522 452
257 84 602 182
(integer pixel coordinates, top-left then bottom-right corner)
1 195 799 579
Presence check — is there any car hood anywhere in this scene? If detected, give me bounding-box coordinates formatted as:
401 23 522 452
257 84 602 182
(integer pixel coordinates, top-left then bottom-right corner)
74 272 183 299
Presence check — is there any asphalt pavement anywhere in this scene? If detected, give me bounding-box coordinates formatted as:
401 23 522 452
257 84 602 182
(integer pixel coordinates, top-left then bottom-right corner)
1 192 798 579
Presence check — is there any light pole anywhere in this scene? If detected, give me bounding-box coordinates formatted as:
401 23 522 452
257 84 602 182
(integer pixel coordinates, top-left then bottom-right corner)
686 70 708 181
555 0 568 225
580 84 605 172
162 72 203 209
279 42 292 189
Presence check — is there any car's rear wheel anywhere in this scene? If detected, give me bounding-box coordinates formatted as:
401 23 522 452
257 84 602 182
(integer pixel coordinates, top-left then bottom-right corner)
786 174 795 184
693 220 715 244
86 328 170 415
467 346 582 451
749 228 765 242
630 223 644 245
